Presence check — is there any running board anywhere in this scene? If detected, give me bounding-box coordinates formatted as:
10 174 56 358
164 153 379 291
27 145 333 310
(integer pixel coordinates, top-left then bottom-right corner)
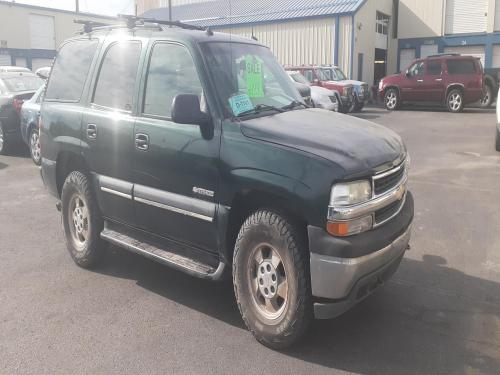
100 225 225 280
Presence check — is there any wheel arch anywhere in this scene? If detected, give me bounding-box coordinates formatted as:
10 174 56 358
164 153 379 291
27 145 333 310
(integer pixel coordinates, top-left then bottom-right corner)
445 83 465 98
56 151 90 197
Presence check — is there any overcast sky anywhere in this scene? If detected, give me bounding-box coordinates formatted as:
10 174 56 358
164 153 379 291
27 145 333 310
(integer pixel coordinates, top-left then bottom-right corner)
10 0 135 16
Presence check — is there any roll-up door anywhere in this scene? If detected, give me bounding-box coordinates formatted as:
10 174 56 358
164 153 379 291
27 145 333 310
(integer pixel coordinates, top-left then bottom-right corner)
30 14 55 50
444 45 485 67
399 49 415 72
445 0 487 34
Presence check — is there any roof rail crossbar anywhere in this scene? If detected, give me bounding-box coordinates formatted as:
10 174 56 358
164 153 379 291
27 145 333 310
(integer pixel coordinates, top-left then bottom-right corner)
117 14 206 31
74 19 112 33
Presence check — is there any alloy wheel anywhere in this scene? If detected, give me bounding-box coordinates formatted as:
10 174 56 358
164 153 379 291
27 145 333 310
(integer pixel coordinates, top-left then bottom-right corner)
30 130 41 163
385 91 397 109
68 194 89 251
247 243 288 320
449 93 462 112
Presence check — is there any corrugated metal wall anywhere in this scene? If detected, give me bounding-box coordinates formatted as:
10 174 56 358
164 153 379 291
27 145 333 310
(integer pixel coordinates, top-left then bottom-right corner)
338 16 352 77
136 0 211 15
445 0 488 34
218 17 336 66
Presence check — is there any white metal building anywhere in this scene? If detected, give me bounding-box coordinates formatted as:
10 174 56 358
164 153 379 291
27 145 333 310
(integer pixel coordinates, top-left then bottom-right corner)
398 0 500 71
0 1 114 70
140 0 399 85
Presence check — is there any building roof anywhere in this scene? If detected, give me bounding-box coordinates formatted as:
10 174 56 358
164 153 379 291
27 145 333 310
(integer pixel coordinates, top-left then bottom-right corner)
142 0 364 27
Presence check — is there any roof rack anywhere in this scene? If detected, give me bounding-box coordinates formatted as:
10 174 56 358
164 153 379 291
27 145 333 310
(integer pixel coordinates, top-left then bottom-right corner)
74 15 207 34
427 53 461 58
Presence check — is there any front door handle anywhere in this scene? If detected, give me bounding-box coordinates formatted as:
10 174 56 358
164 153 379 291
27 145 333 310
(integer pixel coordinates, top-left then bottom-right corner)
435 78 443 82
417 79 424 83
86 124 97 139
135 133 150 151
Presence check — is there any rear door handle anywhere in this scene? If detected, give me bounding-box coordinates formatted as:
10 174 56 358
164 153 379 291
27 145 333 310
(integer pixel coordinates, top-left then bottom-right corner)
435 78 443 82
417 79 424 83
135 133 150 151
86 124 97 139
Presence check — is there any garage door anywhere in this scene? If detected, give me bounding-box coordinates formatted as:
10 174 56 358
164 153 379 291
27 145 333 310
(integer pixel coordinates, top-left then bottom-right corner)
399 49 415 72
420 44 438 59
445 0 487 34
444 46 485 67
30 14 55 50
0 54 11 66
492 45 500 68
15 57 27 68
31 58 53 72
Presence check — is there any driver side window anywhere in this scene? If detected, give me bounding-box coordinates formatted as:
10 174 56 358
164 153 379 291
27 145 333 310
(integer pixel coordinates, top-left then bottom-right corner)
408 61 424 77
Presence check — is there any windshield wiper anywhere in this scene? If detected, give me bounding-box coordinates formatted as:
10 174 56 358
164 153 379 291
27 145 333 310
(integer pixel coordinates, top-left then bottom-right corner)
281 100 309 111
237 103 285 117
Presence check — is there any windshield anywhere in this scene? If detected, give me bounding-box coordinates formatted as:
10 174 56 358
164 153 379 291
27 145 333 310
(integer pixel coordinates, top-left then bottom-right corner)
2 75 44 92
201 42 303 118
333 68 347 80
289 72 310 86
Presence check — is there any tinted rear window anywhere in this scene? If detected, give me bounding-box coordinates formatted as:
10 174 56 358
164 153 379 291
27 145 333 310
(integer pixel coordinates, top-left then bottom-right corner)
45 39 98 101
447 59 476 75
2 76 43 92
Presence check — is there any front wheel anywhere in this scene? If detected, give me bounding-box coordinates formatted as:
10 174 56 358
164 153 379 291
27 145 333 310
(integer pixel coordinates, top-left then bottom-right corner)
61 171 105 268
447 89 464 113
29 127 41 165
384 88 400 110
233 210 312 349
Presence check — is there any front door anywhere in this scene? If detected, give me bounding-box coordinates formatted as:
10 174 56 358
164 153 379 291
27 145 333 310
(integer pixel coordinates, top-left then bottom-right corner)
133 42 219 253
82 40 143 225
399 60 425 101
422 59 445 102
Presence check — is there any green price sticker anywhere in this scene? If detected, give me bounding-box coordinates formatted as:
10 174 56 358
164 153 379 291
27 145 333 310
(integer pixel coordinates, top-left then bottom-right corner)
245 55 264 98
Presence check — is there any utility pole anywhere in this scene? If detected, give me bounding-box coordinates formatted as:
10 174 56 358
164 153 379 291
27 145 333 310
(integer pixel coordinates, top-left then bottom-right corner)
168 0 172 22
75 0 79 13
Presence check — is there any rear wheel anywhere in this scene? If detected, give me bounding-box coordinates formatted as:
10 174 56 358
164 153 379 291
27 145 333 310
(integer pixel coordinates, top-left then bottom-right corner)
61 171 105 268
384 88 400 110
480 84 493 108
29 127 41 165
233 210 312 349
447 89 464 113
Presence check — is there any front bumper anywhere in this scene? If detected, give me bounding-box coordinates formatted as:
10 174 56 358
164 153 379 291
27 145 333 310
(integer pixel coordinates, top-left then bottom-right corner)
308 192 413 319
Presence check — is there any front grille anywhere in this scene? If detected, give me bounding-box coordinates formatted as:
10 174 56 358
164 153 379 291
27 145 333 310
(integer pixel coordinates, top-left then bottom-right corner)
375 197 405 224
373 164 405 196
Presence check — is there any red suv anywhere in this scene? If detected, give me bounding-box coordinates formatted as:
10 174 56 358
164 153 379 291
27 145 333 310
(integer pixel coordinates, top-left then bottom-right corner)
379 54 484 113
287 66 354 111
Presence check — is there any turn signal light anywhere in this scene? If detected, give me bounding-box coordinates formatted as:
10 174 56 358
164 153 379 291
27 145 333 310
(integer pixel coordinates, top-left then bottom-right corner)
327 221 350 236
326 215 373 237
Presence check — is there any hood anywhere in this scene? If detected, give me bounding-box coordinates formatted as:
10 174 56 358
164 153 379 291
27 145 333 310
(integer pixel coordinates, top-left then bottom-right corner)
240 108 405 177
340 79 366 87
310 86 333 96
381 73 402 83
324 81 350 87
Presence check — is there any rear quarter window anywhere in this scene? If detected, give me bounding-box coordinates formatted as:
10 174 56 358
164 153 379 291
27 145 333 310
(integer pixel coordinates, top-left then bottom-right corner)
447 59 476 75
45 39 99 101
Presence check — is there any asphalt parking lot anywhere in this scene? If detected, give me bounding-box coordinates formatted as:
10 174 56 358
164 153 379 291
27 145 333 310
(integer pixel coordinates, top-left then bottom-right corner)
1 106 499 375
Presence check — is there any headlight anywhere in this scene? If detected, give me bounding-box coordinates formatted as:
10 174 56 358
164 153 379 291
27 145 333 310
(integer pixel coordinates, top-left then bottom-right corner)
378 80 384 89
330 180 372 206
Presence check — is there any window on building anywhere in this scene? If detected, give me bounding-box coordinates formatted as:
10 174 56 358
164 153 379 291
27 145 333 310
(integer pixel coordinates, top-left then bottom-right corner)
45 39 98 101
376 11 390 35
427 60 442 76
143 43 203 118
93 41 141 111
447 59 476 75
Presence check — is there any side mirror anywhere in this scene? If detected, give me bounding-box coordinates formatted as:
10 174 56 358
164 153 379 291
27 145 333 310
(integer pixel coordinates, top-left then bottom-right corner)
171 94 210 126
405 69 410 77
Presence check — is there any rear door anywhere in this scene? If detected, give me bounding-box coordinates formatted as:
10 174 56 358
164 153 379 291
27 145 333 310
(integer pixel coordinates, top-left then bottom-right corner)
132 41 220 252
422 59 445 102
81 38 144 225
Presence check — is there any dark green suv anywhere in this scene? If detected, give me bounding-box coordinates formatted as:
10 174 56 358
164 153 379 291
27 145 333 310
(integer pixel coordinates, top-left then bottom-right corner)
40 19 413 349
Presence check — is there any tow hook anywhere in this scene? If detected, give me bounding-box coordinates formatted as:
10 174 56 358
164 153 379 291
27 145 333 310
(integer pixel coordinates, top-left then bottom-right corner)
56 201 62 212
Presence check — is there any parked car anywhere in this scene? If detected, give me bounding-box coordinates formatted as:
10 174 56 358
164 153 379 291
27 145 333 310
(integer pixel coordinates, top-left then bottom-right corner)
20 85 44 164
292 80 313 107
0 71 44 154
287 70 342 112
325 66 369 112
0 66 32 73
496 88 500 151
35 67 52 80
379 54 484 113
41 21 413 349
286 66 354 111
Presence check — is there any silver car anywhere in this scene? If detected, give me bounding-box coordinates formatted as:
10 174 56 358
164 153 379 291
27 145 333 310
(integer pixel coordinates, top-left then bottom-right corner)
20 85 44 165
